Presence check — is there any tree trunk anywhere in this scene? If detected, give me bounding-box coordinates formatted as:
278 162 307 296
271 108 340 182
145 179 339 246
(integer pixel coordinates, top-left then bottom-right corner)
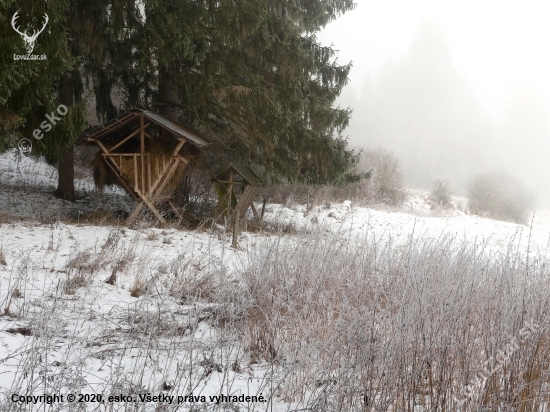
55 74 76 201
159 65 178 121
159 64 187 207
55 147 75 201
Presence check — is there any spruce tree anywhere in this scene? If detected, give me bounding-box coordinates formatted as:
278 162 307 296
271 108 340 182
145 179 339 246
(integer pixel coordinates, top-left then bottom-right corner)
108 0 359 184
0 0 73 149
3 0 360 194
1 1 119 200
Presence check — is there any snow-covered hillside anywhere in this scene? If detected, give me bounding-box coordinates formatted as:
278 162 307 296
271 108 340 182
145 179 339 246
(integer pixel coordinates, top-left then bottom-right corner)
1 151 550 411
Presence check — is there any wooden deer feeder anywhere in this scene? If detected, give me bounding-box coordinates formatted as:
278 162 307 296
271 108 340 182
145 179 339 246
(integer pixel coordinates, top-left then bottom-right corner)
78 109 208 224
212 165 260 220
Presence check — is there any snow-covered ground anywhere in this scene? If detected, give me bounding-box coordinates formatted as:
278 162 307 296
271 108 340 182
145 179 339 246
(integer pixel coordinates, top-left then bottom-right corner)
0 150 134 220
3 149 550 257
1 150 550 410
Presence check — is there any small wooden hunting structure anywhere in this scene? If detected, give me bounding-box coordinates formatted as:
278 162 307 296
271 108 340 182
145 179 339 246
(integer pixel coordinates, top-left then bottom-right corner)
212 165 260 220
78 109 208 224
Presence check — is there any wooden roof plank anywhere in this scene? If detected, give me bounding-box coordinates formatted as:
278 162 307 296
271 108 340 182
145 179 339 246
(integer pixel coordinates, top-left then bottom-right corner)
77 109 208 148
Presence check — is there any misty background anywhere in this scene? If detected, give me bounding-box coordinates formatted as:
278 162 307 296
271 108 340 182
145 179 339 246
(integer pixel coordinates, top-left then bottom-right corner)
319 2 550 206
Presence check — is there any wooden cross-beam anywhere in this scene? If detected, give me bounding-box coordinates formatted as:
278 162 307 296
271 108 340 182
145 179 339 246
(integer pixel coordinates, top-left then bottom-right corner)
107 123 150 152
126 141 187 224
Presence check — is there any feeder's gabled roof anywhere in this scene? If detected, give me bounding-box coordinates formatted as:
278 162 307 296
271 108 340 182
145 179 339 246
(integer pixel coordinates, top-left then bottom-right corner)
77 109 209 147
214 164 260 186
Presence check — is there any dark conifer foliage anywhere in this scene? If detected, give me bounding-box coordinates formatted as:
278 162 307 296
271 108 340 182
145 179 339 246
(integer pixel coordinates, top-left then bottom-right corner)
2 0 359 187
105 0 360 184
0 0 73 145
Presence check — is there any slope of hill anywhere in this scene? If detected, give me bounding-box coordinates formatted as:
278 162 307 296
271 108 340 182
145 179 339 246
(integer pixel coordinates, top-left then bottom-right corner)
1 151 549 410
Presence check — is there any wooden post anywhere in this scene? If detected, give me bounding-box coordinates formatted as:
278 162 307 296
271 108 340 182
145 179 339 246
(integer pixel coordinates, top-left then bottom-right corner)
306 194 310 215
127 202 144 223
227 169 234 219
140 114 145 193
147 154 151 194
232 211 239 248
250 203 259 220
260 198 267 221
133 153 138 192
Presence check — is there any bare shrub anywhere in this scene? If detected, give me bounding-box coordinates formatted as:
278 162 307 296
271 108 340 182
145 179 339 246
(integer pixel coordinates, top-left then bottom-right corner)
0 213 12 225
111 248 135 275
0 250 6 266
64 252 96 294
256 148 405 208
359 147 405 205
467 171 535 224
258 183 312 206
429 178 452 207
232 231 550 410
247 219 298 235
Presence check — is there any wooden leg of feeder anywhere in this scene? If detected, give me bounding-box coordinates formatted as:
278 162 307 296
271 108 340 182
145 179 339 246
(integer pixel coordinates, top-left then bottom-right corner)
168 200 182 218
260 198 267 221
134 153 139 192
140 114 145 194
133 156 183 225
95 140 140 201
251 203 259 220
232 212 239 248
136 190 166 224
127 202 144 223
147 154 151 194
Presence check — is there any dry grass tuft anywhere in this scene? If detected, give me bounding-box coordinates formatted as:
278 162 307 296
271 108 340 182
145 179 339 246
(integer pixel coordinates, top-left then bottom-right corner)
66 251 106 274
130 276 148 298
170 270 217 303
64 273 89 295
0 213 12 225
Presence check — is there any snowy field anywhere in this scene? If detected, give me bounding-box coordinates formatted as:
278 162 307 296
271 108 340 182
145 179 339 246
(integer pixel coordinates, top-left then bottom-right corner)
1 150 550 410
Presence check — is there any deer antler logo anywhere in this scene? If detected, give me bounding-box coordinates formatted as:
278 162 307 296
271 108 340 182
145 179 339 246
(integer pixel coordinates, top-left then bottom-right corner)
11 11 49 55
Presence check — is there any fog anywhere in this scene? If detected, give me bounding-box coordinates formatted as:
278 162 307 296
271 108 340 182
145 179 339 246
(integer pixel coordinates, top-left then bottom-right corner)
319 1 550 206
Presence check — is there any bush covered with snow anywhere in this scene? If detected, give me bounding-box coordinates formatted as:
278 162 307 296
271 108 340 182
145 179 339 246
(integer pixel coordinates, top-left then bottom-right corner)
467 171 535 224
429 178 452 207
360 147 405 205
255 148 406 208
